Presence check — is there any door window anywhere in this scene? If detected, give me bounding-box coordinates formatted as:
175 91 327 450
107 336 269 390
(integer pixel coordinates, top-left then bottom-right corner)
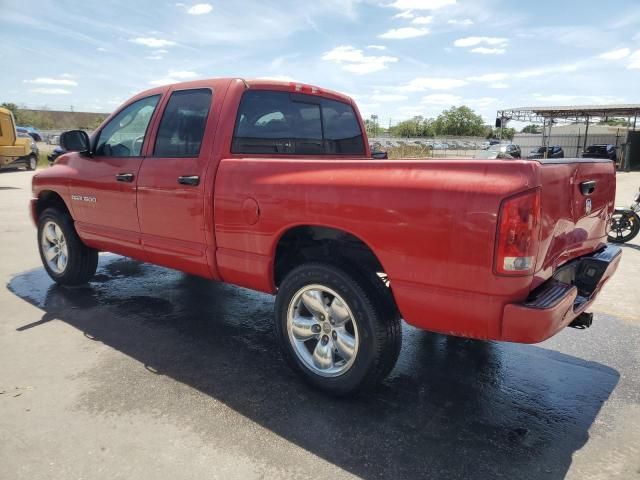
153 88 212 157
94 95 160 157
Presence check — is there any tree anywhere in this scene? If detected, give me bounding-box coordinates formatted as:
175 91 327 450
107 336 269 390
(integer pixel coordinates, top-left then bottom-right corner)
1 102 19 119
521 124 541 134
432 106 485 136
487 127 516 140
599 118 630 126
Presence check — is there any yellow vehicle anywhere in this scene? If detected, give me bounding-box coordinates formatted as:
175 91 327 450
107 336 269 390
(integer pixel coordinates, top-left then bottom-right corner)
0 107 38 170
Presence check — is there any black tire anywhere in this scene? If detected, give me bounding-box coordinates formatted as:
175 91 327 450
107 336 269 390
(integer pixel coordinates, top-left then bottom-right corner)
37 208 98 285
608 211 640 243
26 154 37 171
275 262 401 396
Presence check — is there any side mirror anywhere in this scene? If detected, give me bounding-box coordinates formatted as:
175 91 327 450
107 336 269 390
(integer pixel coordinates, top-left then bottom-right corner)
60 130 91 154
372 150 388 159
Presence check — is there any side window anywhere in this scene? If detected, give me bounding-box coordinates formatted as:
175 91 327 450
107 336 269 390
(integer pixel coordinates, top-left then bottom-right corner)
154 88 212 157
231 90 364 155
94 95 160 157
320 98 365 154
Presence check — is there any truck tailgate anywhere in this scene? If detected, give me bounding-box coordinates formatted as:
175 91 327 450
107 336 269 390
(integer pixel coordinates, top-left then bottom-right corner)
534 158 616 287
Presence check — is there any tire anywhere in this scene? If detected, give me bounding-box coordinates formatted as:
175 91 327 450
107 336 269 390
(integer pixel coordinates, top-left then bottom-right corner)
275 262 401 396
37 208 98 285
608 211 640 243
26 154 37 171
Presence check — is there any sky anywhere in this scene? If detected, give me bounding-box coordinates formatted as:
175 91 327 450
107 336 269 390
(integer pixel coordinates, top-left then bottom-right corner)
1 0 640 126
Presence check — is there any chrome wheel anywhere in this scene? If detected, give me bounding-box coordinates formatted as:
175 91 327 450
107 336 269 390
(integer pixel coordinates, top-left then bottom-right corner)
41 221 68 274
287 285 359 377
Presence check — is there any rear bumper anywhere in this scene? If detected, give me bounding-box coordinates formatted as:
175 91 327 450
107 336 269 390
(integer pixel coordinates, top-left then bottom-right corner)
502 245 621 343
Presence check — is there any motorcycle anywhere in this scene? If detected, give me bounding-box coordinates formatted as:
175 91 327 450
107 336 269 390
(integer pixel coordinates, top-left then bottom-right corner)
608 187 640 243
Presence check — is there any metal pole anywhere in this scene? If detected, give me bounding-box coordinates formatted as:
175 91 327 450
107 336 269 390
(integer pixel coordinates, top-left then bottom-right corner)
583 116 590 154
576 128 581 157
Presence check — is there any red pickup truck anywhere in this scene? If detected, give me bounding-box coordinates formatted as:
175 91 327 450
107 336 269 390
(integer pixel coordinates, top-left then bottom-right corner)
31 78 621 395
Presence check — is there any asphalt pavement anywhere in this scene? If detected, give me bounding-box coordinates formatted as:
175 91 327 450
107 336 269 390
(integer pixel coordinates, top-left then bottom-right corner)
1 169 639 480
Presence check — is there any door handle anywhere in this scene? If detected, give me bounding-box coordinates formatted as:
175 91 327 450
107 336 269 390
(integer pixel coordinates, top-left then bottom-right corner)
178 175 200 186
580 180 596 196
115 173 135 182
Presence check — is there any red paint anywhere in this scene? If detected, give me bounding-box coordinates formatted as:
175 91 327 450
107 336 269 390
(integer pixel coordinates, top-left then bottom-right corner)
31 78 620 343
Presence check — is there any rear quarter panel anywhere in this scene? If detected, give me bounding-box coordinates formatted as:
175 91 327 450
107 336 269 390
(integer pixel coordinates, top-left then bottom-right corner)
214 158 542 339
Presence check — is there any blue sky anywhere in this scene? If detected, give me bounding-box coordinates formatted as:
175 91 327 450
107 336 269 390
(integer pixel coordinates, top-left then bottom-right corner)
2 0 640 125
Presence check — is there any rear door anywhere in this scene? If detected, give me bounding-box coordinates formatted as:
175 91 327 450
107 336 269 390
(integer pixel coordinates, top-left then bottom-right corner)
71 94 161 257
136 87 215 277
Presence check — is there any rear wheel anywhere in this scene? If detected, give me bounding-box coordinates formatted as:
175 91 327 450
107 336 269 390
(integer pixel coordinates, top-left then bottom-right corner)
275 262 401 396
608 211 640 243
38 208 98 284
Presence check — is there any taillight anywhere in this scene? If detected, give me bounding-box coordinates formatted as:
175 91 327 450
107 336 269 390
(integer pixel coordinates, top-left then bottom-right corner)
495 189 541 275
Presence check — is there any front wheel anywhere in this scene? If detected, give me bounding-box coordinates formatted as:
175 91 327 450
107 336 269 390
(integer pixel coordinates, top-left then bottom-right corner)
38 208 98 284
608 211 640 243
275 263 401 396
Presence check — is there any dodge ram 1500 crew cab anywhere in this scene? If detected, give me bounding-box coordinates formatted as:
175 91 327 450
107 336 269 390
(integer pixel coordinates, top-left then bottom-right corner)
31 78 621 395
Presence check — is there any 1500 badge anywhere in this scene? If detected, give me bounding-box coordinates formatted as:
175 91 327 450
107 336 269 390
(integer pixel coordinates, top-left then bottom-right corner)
71 194 97 203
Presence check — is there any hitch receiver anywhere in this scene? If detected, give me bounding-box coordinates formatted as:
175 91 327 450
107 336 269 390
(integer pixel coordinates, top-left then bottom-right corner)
569 312 593 329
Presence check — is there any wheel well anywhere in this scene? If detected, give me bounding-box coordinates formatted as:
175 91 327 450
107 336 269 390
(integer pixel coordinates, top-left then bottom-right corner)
274 226 385 287
36 191 70 220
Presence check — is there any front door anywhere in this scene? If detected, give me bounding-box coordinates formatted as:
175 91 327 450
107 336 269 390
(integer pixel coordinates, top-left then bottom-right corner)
71 94 161 258
136 88 214 276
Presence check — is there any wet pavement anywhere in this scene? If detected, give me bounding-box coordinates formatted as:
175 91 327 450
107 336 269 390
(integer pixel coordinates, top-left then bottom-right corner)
1 170 640 479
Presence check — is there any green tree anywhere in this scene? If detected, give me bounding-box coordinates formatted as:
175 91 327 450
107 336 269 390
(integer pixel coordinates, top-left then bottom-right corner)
0 102 20 120
487 127 515 140
521 124 541 134
433 106 485 136
598 118 630 126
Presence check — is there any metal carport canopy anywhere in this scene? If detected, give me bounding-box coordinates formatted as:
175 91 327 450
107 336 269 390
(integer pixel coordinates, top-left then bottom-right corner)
497 104 640 124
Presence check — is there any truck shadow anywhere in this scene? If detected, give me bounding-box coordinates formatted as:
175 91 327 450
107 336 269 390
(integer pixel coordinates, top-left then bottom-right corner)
8 255 619 480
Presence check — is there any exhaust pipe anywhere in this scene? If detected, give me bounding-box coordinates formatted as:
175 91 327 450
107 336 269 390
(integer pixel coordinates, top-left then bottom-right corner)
569 312 593 329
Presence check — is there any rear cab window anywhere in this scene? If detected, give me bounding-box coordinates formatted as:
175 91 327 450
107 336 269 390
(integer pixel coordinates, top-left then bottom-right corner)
231 90 364 155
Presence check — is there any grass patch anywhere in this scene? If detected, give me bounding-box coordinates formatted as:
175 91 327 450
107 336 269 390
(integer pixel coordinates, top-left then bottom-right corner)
37 152 49 169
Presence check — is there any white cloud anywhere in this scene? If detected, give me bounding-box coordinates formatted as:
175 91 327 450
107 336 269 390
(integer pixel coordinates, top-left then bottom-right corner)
97 47 108 52
187 3 212 15
448 18 473 26
389 0 456 10
370 93 409 102
379 27 430 39
467 96 497 107
490 82 509 89
470 47 505 54
149 69 199 85
421 93 463 105
628 50 640 69
130 37 176 48
60 73 75 79
256 75 296 82
393 10 414 19
24 77 78 86
531 93 623 104
322 45 398 75
399 77 467 91
453 36 508 47
29 88 71 95
145 55 164 60
471 73 507 82
598 48 631 60
412 16 433 24
516 68 545 78
367 45 387 50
